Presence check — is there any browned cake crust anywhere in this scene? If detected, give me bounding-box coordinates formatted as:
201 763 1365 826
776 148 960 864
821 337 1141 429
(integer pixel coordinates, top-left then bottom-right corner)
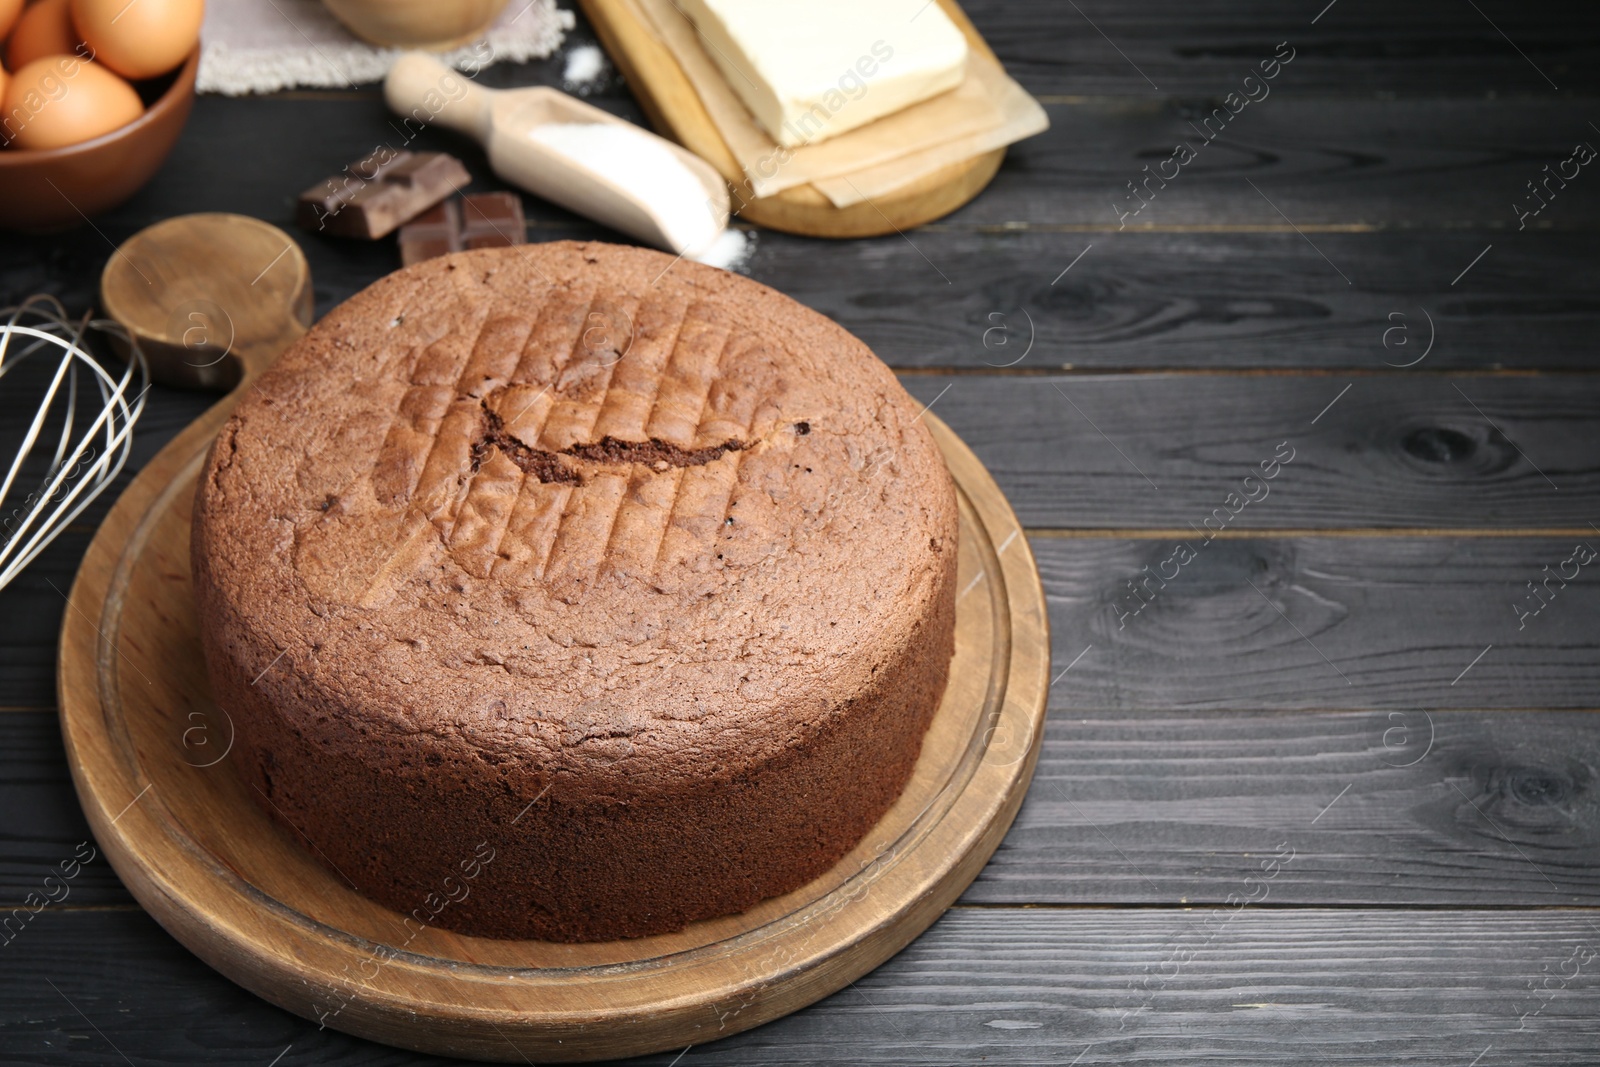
192 241 958 942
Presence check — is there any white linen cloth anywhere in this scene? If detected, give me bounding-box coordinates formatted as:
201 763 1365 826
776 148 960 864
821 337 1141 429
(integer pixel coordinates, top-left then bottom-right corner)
197 0 573 95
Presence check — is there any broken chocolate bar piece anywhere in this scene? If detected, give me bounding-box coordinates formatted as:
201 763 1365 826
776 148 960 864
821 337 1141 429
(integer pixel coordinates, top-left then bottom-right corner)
398 192 526 266
296 150 470 239
460 192 526 250
397 201 460 264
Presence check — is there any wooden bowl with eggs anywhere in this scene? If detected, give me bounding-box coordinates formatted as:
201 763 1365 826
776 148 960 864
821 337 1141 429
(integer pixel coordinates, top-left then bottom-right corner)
0 0 203 231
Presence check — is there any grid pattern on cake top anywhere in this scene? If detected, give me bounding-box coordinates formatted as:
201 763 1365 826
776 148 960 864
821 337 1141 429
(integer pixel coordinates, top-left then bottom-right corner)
366 287 790 590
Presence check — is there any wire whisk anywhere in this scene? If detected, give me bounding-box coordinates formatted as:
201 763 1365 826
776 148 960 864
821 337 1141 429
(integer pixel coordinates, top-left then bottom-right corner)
0 295 148 592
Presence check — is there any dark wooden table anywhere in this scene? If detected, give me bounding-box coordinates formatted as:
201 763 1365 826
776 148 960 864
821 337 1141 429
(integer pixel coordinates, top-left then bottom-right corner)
5 1 1600 1062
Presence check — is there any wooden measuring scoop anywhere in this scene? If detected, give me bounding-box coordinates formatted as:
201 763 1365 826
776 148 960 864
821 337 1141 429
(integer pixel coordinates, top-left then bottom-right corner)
100 213 313 392
384 52 729 256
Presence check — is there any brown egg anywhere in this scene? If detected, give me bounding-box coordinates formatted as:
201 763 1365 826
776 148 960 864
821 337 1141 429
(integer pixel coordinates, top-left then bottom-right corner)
6 0 80 70
72 0 202 81
2 54 141 150
0 0 24 42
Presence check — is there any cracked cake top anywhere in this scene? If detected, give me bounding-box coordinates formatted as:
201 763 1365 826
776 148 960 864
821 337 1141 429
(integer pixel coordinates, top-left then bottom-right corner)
192 242 957 795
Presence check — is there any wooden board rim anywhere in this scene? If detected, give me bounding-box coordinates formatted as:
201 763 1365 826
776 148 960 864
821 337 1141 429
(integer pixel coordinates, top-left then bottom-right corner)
57 398 1050 1061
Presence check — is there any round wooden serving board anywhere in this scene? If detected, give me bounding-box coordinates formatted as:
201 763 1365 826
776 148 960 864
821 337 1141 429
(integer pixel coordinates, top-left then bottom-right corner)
58 399 1049 1061
577 0 1007 239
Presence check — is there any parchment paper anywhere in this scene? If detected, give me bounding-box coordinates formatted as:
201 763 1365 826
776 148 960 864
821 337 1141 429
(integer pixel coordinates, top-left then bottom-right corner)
813 66 1047 206
632 0 1043 202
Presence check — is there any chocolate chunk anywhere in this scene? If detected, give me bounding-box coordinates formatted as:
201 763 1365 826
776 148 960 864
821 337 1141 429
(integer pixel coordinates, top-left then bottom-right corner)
398 192 526 266
396 201 458 265
461 192 526 249
297 150 470 240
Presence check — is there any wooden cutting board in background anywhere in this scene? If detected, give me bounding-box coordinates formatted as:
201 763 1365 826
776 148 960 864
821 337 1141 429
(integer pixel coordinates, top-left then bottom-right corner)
578 0 1008 238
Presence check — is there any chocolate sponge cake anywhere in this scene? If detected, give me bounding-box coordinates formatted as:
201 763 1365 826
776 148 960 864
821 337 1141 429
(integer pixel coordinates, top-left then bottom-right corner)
192 241 958 942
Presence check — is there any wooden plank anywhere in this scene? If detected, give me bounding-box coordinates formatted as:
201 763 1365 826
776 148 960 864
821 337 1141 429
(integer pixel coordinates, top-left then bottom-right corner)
0 712 123 906
26 227 1598 372
975 707 1600 905
952 98 1600 228
0 95 1589 296
1034 535 1600 711
750 229 1600 370
4 908 1600 1064
2 98 1590 372
898 374 1600 528
964 0 1600 97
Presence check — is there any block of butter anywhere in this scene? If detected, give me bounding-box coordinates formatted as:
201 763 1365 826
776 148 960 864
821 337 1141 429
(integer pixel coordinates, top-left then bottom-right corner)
677 0 969 148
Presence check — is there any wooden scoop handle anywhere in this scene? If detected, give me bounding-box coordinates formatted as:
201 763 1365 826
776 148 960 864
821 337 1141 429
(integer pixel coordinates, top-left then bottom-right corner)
384 52 496 143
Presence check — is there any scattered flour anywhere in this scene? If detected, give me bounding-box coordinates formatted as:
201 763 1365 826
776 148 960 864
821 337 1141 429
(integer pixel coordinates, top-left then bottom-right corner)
527 122 725 257
561 43 608 94
692 228 756 272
